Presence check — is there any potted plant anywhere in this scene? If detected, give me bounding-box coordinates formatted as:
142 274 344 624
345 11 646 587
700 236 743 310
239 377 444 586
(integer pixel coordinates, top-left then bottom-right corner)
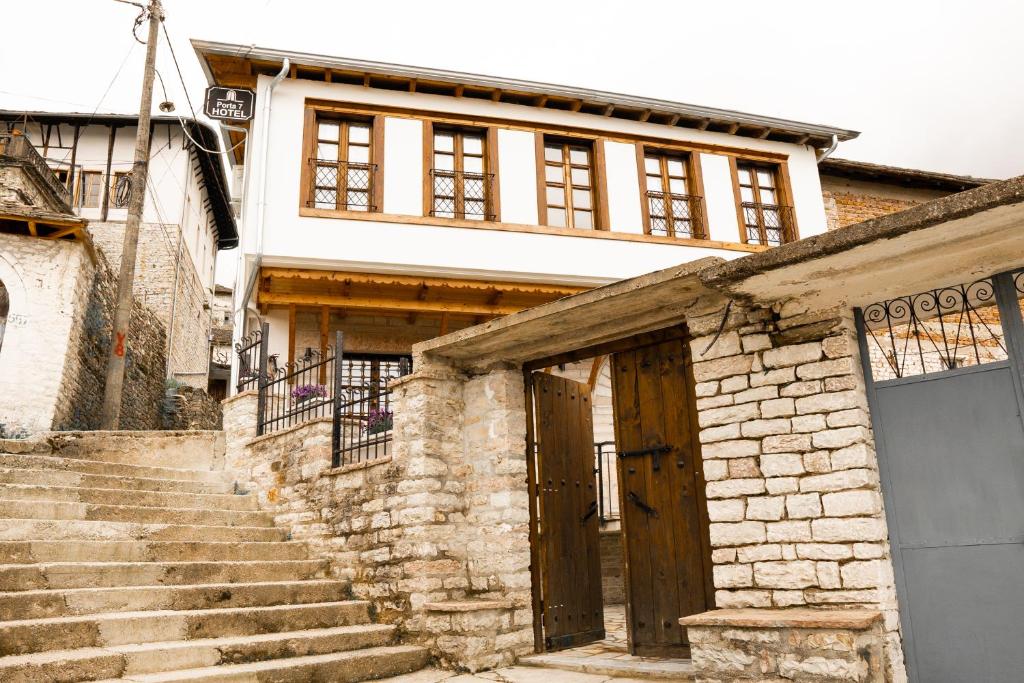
291 384 327 406
364 407 393 435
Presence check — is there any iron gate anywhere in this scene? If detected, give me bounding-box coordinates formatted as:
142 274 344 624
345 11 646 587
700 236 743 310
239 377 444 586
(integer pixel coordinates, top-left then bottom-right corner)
855 268 1024 683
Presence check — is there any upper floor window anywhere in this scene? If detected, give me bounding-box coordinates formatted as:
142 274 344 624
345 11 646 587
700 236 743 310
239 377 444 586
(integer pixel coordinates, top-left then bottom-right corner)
641 151 706 239
541 139 598 230
735 162 795 246
110 171 130 208
78 171 103 208
430 128 493 220
309 116 375 212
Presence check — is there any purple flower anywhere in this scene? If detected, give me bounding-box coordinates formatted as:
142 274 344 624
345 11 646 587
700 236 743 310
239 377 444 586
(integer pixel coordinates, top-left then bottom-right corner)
364 407 393 435
291 384 327 401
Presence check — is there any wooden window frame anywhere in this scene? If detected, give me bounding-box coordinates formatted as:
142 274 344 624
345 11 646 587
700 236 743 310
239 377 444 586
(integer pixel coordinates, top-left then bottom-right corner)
78 171 103 209
421 122 500 221
635 144 707 239
299 110 385 214
728 158 799 246
534 134 609 231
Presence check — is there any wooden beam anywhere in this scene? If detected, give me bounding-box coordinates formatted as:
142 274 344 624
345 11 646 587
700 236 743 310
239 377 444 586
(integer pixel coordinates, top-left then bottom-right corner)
439 312 450 336
795 134 811 145
602 104 615 117
324 70 333 83
260 267 586 297
726 123 740 135
697 119 711 131
757 128 772 139
587 355 606 390
27 221 37 237
0 214 83 228
667 113 681 126
638 110 651 122
454 85 465 97
40 225 83 240
536 95 548 107
408 78 417 93
259 291 524 316
319 306 329 383
491 89 503 102
570 100 583 112
363 74 372 87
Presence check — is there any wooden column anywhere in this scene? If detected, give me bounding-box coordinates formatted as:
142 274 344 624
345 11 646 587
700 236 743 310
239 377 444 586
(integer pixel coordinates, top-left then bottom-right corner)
319 305 329 384
287 304 297 374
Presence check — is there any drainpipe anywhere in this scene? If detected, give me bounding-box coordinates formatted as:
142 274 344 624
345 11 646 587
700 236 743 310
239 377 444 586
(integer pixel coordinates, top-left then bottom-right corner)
230 58 288 391
816 134 839 163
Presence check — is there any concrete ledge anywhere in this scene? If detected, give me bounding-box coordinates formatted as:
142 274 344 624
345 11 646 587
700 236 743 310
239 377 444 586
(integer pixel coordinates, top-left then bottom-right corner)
221 390 258 407
681 607 882 630
245 417 332 448
423 599 514 612
325 456 392 476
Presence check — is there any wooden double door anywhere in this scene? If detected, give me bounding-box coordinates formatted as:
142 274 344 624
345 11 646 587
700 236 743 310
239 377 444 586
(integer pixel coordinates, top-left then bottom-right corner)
530 336 712 657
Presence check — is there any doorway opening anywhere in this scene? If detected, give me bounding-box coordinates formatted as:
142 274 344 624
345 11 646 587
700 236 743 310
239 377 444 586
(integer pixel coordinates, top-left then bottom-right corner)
524 324 714 666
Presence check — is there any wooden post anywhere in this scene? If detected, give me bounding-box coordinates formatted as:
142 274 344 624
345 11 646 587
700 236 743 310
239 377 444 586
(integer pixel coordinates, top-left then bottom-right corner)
331 330 345 467
100 0 162 429
318 305 329 384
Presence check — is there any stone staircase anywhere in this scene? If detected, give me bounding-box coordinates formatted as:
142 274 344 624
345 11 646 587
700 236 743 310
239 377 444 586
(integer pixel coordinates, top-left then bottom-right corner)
0 437 429 682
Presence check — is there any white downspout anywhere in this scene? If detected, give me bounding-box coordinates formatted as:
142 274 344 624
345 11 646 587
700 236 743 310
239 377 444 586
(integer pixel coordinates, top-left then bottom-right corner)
816 134 839 163
230 58 288 393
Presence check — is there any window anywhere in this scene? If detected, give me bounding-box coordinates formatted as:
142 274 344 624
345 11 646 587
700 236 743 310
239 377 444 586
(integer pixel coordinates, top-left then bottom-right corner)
735 162 793 246
309 116 375 211
641 151 705 239
430 129 492 220
78 171 103 209
542 139 597 229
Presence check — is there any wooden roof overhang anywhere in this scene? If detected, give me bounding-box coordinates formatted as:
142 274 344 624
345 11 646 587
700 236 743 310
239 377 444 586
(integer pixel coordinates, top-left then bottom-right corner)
192 40 860 166
0 203 89 243
257 267 590 322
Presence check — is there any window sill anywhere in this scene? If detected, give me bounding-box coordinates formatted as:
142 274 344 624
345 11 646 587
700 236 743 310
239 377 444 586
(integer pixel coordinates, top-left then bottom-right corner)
298 206 769 253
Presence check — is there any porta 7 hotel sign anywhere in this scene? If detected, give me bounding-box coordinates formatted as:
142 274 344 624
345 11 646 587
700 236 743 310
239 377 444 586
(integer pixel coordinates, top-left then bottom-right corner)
204 87 255 122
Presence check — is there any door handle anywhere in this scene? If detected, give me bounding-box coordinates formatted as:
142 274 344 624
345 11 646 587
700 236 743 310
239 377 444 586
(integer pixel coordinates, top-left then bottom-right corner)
619 445 671 471
627 491 659 518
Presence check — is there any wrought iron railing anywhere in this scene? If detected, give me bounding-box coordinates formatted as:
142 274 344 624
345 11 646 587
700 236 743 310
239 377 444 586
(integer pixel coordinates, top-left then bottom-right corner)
594 441 619 523
258 339 341 436
332 354 411 468
741 202 795 246
307 158 377 211
0 133 73 209
646 191 706 239
234 322 267 394
428 169 494 220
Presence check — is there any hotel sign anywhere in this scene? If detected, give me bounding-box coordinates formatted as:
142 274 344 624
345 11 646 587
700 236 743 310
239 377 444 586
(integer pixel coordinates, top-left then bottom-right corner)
203 87 255 122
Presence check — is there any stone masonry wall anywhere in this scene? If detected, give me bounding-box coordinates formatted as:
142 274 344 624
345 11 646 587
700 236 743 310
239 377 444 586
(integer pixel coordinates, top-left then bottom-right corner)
686 301 906 682
822 191 920 231
90 221 211 389
54 249 166 431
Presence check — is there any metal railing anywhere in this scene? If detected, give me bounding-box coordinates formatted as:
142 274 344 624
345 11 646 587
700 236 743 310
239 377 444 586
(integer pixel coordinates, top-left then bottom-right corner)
258 335 341 436
332 353 411 468
594 441 619 523
645 191 706 239
428 169 495 220
0 133 73 209
741 202 796 246
307 158 376 211
234 322 267 394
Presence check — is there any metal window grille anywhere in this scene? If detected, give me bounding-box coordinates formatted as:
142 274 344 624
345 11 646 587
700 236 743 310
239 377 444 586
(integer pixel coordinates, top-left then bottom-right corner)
429 169 494 220
308 159 376 211
646 192 706 239
741 202 795 246
594 441 619 523
332 352 411 468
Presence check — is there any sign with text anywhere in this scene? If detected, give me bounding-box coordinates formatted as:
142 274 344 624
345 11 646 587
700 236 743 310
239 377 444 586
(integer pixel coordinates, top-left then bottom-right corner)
203 87 255 122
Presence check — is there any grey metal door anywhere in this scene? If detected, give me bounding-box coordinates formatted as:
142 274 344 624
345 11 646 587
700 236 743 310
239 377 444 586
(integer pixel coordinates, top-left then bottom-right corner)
857 270 1024 683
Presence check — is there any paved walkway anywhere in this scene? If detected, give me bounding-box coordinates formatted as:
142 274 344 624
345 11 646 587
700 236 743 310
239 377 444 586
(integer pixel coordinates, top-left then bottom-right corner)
376 666 676 682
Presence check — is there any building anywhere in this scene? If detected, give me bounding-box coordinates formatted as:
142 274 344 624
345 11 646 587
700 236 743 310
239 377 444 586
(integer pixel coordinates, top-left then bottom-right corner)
207 284 234 401
819 157 992 230
0 132 166 433
0 111 238 389
191 40 858 386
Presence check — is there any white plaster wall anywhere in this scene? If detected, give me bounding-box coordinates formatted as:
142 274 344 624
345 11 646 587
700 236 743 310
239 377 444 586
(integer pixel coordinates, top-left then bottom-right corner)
0 236 90 434
701 153 742 243
265 307 290 369
787 147 828 238
603 140 643 234
382 117 422 215
497 128 538 226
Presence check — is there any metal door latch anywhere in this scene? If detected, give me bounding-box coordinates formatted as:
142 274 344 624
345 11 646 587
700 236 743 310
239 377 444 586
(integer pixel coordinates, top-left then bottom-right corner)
618 445 672 470
627 491 659 517
580 500 598 525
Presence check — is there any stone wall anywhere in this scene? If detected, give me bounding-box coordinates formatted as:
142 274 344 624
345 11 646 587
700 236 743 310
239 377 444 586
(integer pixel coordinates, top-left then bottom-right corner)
820 177 947 231
162 384 222 430
54 249 166 431
686 301 905 682
90 221 211 389
600 527 626 605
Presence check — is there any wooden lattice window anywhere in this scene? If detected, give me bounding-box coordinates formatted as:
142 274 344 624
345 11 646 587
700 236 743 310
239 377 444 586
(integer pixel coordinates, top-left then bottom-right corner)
642 152 705 239
310 117 374 211
542 140 596 229
431 129 491 220
736 162 792 246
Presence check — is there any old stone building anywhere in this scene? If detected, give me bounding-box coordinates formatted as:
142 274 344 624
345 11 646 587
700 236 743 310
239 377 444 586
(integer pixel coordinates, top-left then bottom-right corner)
0 111 238 389
819 157 991 230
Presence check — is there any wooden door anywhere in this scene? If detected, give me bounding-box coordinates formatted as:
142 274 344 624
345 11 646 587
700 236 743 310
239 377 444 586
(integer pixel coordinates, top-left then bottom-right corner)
611 338 713 657
533 372 605 651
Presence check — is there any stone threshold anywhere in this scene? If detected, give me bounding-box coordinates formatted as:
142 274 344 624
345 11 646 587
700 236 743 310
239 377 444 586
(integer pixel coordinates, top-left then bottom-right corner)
520 653 695 680
680 607 882 630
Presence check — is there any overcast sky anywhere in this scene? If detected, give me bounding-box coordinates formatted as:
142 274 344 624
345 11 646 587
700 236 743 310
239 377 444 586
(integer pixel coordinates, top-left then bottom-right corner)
2 0 1021 285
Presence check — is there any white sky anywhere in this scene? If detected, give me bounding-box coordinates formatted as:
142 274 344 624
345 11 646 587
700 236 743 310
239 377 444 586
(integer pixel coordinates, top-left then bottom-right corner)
2 0 1022 286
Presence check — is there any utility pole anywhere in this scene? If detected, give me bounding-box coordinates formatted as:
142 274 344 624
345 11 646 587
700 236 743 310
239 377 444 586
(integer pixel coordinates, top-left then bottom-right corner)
100 0 163 429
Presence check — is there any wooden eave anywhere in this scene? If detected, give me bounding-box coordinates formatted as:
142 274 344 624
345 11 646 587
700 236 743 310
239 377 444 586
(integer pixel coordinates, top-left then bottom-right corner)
256 267 589 319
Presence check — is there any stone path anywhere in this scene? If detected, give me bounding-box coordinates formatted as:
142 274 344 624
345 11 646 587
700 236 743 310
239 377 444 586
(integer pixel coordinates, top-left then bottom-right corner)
376 665 679 682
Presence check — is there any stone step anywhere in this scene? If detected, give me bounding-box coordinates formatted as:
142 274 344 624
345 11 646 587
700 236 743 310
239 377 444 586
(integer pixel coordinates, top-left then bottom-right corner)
0 540 311 564
32 431 223 471
0 467 236 495
0 579 349 621
0 624 398 682
0 453 233 484
0 559 330 590
0 519 287 543
0 483 257 511
0 600 372 656
0 499 275 527
105 645 430 683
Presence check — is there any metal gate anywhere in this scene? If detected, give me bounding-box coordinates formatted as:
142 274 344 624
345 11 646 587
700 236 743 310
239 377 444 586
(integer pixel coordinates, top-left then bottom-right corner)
855 268 1024 683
